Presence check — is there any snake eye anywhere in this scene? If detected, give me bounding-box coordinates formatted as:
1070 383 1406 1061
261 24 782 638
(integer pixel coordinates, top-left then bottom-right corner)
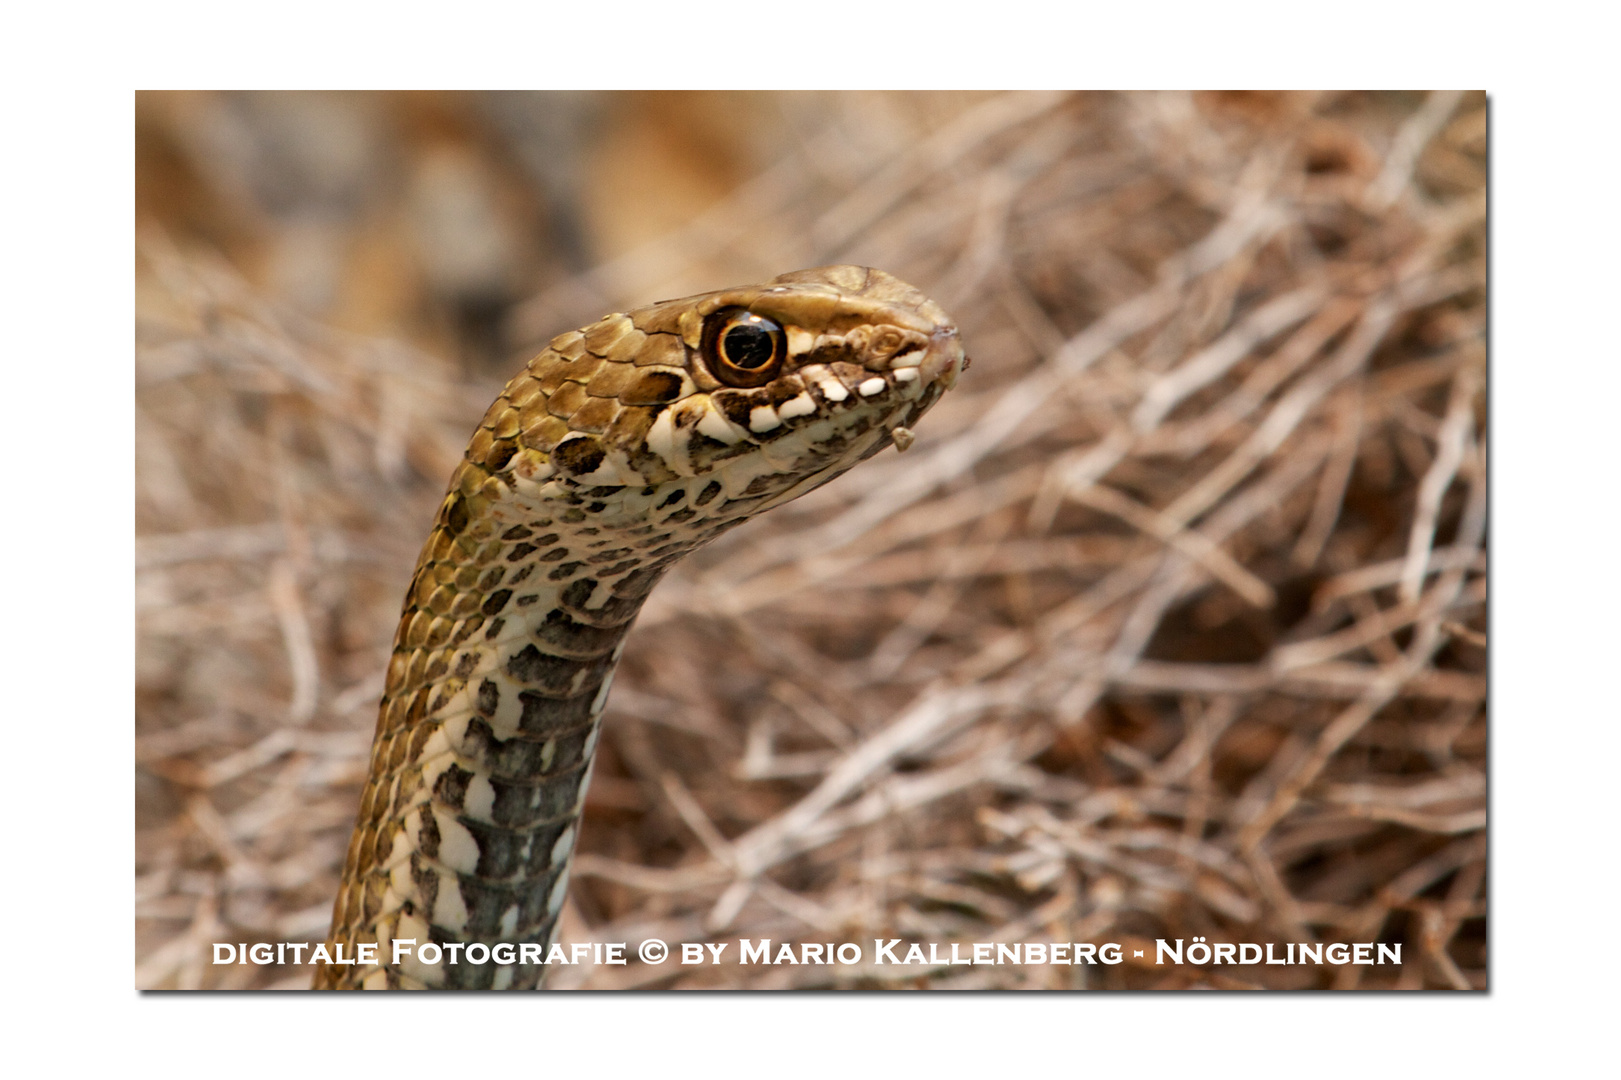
701 308 785 388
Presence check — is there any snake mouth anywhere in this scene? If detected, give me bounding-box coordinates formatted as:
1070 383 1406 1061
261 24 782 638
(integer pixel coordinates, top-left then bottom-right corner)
917 324 967 390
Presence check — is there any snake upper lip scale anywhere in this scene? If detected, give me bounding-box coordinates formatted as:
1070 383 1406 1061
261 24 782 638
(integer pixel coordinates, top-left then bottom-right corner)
315 265 965 989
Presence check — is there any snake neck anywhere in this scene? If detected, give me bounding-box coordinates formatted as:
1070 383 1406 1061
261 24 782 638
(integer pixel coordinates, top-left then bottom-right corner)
316 480 708 989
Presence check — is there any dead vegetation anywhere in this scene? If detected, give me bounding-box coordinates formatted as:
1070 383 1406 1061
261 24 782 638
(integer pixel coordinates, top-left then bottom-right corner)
136 90 1486 990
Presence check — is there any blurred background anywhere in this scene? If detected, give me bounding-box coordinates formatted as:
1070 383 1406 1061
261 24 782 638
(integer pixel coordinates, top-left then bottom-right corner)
135 90 1486 990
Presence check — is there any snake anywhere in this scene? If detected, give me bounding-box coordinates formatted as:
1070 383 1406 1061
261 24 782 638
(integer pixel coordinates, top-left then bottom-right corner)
313 265 965 989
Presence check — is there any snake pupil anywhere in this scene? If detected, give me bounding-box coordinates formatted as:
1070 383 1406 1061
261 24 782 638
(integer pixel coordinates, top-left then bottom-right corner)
723 324 774 369
702 308 785 387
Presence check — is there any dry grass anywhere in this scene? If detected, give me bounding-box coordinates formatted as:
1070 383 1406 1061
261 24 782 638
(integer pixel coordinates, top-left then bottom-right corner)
136 90 1486 990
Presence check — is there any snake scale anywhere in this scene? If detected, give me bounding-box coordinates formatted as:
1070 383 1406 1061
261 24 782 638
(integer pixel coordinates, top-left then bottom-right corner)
313 266 965 989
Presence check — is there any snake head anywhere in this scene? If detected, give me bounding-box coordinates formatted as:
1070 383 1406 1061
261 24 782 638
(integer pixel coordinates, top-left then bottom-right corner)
462 266 963 532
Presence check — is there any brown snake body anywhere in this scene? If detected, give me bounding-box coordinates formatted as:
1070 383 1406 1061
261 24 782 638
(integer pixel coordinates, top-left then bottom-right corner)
314 266 964 988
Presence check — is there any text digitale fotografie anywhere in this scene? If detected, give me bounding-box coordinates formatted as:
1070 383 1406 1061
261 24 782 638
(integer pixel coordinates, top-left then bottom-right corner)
213 935 1400 969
